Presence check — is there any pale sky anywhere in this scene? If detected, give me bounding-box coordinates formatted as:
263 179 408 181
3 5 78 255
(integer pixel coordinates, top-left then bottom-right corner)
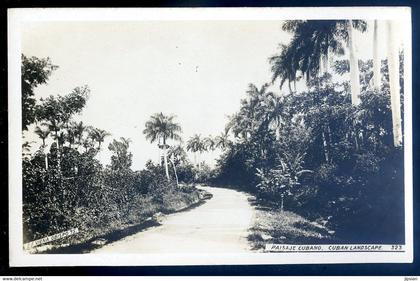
21 20 393 170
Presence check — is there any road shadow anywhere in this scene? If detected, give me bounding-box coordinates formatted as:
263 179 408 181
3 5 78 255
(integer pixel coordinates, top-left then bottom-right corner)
43 191 213 254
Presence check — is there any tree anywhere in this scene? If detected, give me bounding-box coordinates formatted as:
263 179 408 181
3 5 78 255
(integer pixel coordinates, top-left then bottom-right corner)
275 20 367 104
35 86 90 174
108 137 132 171
269 44 298 93
34 126 50 147
256 152 312 212
204 136 216 151
386 20 403 147
347 21 362 105
214 132 231 150
82 138 94 153
34 126 50 170
372 20 381 90
279 20 346 80
186 134 205 169
168 144 188 166
225 83 274 141
66 126 77 149
167 145 188 187
261 91 285 139
89 128 111 149
71 121 86 149
21 55 58 130
225 113 252 141
143 113 182 181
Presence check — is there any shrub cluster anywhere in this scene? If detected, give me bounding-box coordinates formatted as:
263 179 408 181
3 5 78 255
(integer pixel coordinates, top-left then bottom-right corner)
23 148 201 244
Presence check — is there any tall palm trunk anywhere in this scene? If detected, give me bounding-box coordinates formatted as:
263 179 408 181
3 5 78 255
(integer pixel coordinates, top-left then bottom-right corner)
327 46 333 74
169 158 179 187
319 53 328 75
323 53 328 74
348 21 361 105
42 139 48 170
327 125 333 161
280 194 284 212
373 20 381 89
44 146 49 170
386 20 403 147
321 131 329 163
45 154 49 170
319 56 324 75
354 131 360 151
55 130 61 175
162 138 170 180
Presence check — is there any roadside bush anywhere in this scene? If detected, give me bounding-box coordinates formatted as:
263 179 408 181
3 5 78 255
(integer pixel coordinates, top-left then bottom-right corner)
22 147 203 245
175 162 195 184
195 163 217 184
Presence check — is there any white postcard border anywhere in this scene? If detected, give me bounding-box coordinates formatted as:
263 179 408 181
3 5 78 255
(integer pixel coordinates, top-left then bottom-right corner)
8 7 413 266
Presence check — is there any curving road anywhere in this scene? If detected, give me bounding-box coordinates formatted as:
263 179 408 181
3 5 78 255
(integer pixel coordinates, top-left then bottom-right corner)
91 186 254 254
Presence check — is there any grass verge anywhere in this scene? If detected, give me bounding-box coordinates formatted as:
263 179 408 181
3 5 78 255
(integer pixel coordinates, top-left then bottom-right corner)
248 198 335 251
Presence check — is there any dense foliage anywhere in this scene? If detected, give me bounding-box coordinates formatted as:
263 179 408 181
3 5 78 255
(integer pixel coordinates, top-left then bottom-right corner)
23 146 201 243
22 55 58 130
212 21 405 243
213 77 404 243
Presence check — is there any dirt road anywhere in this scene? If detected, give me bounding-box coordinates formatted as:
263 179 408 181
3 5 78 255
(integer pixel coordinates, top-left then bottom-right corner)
92 186 254 254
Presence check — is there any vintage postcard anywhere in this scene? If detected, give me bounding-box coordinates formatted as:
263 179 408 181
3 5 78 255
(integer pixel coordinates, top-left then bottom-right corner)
8 7 413 266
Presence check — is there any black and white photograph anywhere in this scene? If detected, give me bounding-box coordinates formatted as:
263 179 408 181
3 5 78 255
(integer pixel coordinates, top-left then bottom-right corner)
7 7 413 266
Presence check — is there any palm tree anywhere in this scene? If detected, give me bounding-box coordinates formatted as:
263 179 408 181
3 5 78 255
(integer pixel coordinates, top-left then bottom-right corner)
269 43 300 94
276 20 367 104
386 20 403 147
204 136 215 151
82 138 93 153
372 20 381 90
186 134 205 169
226 83 273 141
226 112 253 140
168 144 187 166
56 131 66 147
331 20 367 104
214 132 231 150
42 119 63 173
34 126 50 147
66 126 76 149
72 121 86 148
262 92 285 139
89 128 110 149
34 126 50 170
347 20 362 105
370 19 403 149
120 137 131 147
108 137 132 171
167 145 187 187
279 20 344 80
143 113 182 180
